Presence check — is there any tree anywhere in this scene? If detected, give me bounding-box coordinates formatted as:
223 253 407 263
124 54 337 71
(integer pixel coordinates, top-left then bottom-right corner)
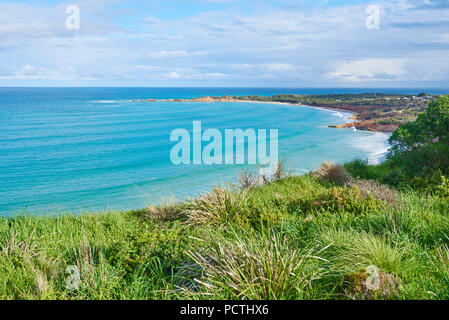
388 95 449 176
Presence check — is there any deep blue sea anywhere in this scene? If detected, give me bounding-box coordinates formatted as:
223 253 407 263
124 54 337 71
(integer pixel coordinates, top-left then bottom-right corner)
0 87 446 216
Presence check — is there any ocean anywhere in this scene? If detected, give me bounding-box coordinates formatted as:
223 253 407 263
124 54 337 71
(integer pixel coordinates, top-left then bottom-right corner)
0 87 444 216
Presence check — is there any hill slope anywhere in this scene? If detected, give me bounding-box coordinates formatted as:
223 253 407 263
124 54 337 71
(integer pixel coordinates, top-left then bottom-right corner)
1 172 448 300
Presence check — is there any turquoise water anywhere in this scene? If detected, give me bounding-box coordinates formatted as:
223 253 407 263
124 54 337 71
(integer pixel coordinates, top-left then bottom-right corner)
0 87 443 216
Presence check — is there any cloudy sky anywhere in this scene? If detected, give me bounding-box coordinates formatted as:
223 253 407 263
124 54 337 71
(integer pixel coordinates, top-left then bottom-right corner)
0 0 448 87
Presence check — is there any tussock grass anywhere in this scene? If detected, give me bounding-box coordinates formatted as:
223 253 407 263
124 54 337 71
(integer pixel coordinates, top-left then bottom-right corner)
142 199 183 223
320 229 411 275
0 171 448 300
184 186 248 226
314 161 351 186
187 228 326 299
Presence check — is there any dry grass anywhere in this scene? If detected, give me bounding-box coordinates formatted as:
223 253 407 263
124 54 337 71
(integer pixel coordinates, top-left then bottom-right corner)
1 232 60 298
260 160 290 185
144 199 183 223
34 271 50 296
1 231 38 258
184 186 248 226
272 160 290 182
313 161 351 186
347 179 399 204
236 169 259 189
236 161 289 189
74 236 97 289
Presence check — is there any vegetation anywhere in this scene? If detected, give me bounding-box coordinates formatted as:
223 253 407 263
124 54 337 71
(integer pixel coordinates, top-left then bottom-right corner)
345 96 449 193
389 96 449 177
313 161 351 186
1 174 448 299
0 96 447 300
186 93 439 132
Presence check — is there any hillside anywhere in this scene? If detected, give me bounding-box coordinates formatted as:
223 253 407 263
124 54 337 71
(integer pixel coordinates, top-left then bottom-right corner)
1 167 448 300
137 93 436 133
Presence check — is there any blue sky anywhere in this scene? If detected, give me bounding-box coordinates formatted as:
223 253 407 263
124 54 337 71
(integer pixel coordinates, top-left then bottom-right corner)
0 0 448 87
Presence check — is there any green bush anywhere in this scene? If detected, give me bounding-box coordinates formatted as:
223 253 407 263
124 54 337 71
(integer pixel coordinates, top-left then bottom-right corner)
293 186 381 216
388 95 449 178
436 176 449 198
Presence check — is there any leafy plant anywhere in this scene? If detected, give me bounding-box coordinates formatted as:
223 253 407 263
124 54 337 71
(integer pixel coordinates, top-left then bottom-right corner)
388 95 449 177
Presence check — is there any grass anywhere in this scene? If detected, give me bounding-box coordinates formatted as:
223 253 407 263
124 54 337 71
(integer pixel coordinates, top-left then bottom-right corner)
0 168 448 300
184 186 248 226
187 228 326 299
313 161 351 186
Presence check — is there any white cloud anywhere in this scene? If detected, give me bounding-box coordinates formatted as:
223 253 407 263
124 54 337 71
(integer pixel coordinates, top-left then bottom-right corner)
0 2 121 45
204 72 226 77
325 59 408 82
1 0 449 86
0 64 96 80
165 71 181 79
148 50 207 58
228 63 294 72
264 63 294 72
141 16 160 24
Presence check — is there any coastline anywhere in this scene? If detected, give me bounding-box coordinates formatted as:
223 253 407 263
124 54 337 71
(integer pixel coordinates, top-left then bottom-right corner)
134 96 391 165
2 91 395 216
132 96 402 133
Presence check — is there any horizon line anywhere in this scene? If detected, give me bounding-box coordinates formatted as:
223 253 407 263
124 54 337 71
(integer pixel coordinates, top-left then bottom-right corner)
0 86 447 89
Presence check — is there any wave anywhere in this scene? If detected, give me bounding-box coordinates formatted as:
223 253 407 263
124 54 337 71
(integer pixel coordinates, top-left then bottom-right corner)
89 100 133 104
349 131 391 165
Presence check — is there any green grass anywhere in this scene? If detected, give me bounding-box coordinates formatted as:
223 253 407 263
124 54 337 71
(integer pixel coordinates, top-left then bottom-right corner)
1 173 448 300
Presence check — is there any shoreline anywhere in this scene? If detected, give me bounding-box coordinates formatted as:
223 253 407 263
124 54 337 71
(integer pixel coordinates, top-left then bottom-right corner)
2 94 394 216
135 98 364 129
132 96 407 133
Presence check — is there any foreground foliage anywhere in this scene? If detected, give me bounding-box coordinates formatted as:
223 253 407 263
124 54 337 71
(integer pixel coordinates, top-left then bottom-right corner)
1 171 448 300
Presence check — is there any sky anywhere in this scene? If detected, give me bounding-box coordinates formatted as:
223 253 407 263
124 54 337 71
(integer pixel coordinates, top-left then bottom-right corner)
0 0 448 87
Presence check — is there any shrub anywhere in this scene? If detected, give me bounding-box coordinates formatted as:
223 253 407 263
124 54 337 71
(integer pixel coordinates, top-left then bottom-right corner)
313 161 350 186
436 176 449 198
184 186 248 226
408 170 449 193
344 159 372 178
388 96 449 177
